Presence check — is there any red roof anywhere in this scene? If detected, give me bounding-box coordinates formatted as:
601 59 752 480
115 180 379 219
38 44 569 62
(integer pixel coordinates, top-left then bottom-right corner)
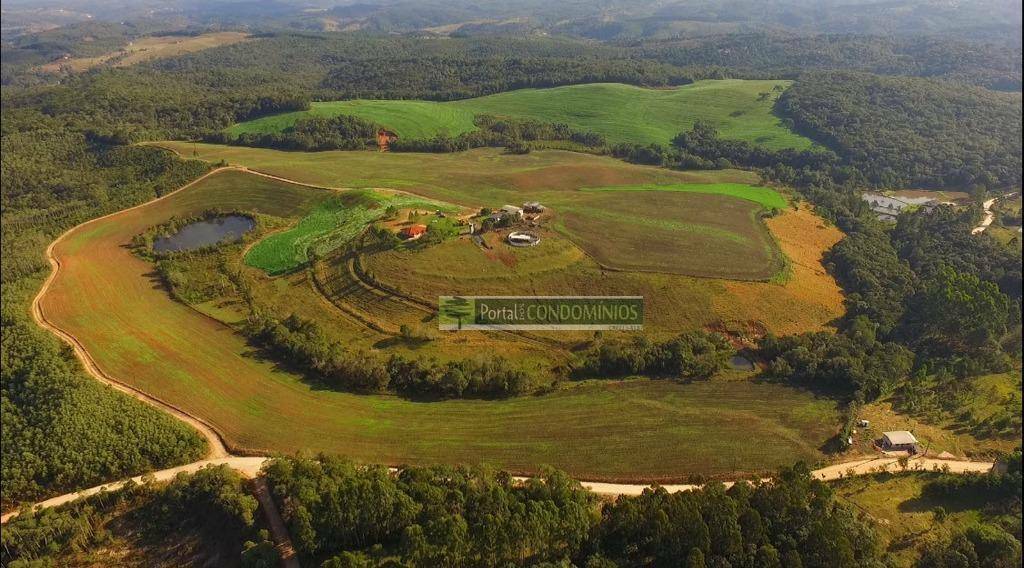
400 224 427 237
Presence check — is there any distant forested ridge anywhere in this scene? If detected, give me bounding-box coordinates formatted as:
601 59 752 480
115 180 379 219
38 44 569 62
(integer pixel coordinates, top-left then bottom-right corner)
779 72 1023 189
636 33 1022 91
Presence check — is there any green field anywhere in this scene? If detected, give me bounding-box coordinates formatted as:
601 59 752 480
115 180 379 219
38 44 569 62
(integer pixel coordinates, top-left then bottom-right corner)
226 80 814 150
244 190 456 275
580 183 790 210
40 166 844 480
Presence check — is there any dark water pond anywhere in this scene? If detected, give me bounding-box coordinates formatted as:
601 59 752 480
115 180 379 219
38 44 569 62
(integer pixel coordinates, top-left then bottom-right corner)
728 355 755 371
153 215 254 253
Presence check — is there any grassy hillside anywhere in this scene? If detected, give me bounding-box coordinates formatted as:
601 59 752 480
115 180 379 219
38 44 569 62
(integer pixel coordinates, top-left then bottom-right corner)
579 183 790 209
834 472 1018 567
227 80 813 150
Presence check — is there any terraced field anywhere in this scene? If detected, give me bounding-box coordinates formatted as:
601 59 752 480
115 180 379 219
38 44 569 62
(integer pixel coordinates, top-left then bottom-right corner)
226 80 814 150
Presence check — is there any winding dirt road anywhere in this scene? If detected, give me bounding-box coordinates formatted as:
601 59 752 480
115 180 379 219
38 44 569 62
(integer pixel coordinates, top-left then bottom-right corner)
11 165 995 567
972 197 999 235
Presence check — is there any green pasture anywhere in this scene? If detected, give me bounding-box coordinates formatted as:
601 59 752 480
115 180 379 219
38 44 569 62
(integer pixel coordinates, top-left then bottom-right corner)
580 183 789 210
227 80 814 150
244 190 455 275
834 473 992 567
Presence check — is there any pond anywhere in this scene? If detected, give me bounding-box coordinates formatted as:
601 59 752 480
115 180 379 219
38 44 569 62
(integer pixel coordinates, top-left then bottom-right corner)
728 355 755 371
153 215 254 253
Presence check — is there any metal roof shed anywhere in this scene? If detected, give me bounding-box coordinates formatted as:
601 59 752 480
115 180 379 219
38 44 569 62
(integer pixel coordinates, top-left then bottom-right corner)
882 431 918 446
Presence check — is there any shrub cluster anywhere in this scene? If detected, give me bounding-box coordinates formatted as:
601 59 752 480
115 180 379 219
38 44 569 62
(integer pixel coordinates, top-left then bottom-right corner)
758 317 915 400
573 331 735 380
247 313 533 399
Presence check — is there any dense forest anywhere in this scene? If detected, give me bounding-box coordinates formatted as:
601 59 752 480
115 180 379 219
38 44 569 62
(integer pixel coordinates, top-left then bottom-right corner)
263 456 885 567
1 464 276 566
5 454 1018 566
0 458 881 566
779 72 1023 188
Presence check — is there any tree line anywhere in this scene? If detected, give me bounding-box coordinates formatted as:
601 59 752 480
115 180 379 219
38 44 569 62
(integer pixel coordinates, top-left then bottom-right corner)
264 456 885 567
246 312 535 399
572 332 735 381
205 112 608 154
241 309 741 399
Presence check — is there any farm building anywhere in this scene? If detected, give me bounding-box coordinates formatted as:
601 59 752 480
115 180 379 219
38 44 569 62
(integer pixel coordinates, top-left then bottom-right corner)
862 194 910 222
861 193 944 222
399 224 427 239
501 205 524 219
880 431 919 453
377 129 399 152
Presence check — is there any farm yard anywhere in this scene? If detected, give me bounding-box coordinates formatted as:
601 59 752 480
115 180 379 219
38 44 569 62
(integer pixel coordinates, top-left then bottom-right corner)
226 80 814 150
36 149 850 479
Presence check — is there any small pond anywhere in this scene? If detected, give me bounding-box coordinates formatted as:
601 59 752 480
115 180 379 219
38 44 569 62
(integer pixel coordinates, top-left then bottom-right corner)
728 355 755 371
153 215 255 253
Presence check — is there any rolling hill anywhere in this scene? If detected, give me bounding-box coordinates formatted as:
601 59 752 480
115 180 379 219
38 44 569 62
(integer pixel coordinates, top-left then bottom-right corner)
227 80 813 150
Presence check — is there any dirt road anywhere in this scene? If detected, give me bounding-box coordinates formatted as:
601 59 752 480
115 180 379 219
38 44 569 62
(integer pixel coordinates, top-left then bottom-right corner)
972 197 998 234
0 457 266 524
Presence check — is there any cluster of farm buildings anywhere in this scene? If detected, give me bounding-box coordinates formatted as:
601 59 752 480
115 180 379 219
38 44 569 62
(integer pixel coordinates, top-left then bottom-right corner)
861 193 944 222
397 201 547 246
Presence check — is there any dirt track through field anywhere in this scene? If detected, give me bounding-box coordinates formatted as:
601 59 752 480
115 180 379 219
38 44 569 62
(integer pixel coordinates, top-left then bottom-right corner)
14 166 994 568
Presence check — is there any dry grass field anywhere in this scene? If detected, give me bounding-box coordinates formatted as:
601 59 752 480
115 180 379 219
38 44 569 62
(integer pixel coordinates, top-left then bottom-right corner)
38 165 845 480
35 32 250 73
